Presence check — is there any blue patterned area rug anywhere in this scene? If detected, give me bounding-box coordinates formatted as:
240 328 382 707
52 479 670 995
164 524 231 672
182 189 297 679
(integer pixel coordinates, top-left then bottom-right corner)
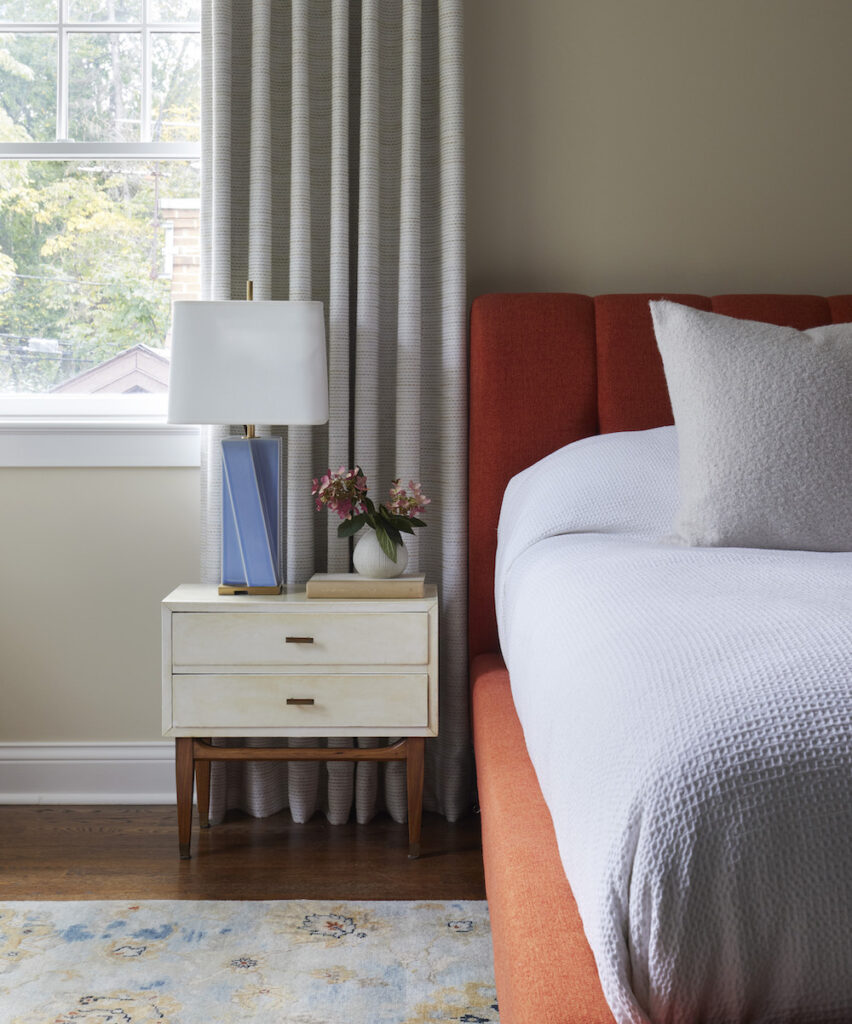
0 899 498 1023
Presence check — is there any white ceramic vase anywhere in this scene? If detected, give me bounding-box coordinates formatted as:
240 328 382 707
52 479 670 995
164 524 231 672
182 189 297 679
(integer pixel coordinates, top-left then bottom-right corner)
352 530 408 578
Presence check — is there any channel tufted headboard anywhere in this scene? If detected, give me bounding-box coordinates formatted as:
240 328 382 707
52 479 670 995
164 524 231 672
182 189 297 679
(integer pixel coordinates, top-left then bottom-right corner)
468 292 852 662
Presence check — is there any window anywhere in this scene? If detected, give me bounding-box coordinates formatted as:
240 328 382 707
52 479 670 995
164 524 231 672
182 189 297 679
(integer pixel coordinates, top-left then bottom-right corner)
0 0 200 435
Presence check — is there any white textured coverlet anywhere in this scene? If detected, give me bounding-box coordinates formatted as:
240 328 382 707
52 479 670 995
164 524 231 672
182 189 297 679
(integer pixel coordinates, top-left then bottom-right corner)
496 427 852 1024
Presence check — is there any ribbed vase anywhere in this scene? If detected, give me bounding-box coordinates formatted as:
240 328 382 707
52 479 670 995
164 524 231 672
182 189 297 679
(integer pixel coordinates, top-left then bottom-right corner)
352 530 409 578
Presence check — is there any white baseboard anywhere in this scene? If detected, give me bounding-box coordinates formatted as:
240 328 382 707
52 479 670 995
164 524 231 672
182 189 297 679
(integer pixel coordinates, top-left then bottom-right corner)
0 742 176 804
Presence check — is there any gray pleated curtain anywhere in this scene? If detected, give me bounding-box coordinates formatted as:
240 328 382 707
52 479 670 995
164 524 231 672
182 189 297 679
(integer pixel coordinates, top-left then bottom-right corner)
200 0 470 825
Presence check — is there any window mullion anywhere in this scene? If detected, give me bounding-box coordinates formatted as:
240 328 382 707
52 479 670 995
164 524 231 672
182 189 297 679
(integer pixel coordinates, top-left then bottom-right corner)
57 5 68 139
142 1 151 143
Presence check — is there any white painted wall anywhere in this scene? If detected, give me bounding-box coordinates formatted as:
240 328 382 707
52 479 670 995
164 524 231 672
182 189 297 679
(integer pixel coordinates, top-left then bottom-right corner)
0 467 199 743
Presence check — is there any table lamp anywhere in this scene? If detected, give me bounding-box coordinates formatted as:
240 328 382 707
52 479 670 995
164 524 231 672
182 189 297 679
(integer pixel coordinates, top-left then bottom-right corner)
168 294 328 595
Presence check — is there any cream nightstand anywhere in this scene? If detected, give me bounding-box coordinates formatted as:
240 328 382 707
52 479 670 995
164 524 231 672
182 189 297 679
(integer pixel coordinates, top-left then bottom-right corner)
162 583 438 860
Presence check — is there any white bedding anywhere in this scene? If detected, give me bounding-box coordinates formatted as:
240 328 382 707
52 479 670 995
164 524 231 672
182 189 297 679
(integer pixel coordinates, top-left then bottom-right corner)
496 426 852 1024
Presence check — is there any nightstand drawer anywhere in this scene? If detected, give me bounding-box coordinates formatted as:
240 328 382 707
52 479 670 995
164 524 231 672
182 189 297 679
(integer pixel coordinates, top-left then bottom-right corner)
172 673 429 729
172 612 428 670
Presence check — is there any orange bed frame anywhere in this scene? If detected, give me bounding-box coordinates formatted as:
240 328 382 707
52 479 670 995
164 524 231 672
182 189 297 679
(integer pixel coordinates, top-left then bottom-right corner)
468 291 852 1023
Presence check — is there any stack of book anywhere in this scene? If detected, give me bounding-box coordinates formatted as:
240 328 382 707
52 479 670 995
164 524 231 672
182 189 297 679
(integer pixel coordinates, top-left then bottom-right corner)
306 573 425 599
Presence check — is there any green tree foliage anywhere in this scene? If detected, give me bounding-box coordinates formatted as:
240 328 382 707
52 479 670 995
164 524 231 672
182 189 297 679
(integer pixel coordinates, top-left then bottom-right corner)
0 31 55 140
0 21 199 393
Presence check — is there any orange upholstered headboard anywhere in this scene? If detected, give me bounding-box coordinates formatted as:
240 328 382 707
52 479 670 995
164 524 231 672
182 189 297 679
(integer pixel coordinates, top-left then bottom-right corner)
468 292 852 662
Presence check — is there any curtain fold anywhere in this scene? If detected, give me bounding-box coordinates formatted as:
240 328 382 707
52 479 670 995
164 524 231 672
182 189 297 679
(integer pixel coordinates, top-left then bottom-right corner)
200 0 470 826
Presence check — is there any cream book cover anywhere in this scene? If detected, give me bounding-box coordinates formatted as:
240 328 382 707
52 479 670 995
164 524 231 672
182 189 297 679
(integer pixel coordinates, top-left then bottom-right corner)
306 573 426 599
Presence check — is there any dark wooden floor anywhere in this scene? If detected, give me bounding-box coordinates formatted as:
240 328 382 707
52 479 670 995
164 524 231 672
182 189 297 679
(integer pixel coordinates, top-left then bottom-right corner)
0 806 486 901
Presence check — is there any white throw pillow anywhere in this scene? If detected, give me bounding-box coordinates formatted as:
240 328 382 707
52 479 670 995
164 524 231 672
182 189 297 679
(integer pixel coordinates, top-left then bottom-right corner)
649 299 852 551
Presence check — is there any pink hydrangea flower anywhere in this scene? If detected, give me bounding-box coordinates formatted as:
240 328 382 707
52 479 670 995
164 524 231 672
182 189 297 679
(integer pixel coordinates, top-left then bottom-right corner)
387 479 431 519
311 466 368 521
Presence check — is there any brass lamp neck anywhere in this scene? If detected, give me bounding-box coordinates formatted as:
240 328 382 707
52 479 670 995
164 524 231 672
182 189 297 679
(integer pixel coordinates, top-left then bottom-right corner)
243 281 254 438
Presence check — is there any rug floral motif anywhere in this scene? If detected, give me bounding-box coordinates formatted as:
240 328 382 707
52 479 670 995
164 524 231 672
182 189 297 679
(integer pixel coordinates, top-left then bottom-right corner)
0 899 498 1023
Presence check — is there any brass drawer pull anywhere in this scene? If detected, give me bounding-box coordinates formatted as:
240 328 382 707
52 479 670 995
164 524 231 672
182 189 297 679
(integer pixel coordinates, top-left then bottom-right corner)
285 636 314 644
286 697 315 706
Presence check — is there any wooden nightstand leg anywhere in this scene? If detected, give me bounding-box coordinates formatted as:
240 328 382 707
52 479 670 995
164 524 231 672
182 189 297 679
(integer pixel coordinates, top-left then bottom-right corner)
406 737 425 859
195 741 211 829
175 737 194 859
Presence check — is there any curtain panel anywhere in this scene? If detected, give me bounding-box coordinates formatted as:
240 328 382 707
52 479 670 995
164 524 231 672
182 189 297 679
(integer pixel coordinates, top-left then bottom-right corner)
200 0 470 825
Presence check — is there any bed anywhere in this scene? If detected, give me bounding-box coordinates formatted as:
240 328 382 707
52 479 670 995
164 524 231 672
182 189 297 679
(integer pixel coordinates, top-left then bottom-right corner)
468 292 852 1024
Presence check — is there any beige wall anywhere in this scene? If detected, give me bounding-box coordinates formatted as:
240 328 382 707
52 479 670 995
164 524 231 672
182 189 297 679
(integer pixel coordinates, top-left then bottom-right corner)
466 0 852 298
0 468 199 742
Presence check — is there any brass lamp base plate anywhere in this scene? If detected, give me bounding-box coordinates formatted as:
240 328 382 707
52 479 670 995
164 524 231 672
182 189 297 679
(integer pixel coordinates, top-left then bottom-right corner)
218 584 283 596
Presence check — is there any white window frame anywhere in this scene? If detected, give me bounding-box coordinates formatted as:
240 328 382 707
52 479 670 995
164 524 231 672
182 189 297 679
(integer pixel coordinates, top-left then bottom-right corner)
0 2 201 466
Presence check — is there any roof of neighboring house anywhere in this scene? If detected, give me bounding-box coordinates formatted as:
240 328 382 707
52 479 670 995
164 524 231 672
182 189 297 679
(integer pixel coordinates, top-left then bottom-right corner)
51 343 170 394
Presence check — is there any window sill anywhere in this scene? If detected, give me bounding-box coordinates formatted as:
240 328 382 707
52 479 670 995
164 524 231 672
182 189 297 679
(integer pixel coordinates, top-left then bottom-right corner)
0 419 201 468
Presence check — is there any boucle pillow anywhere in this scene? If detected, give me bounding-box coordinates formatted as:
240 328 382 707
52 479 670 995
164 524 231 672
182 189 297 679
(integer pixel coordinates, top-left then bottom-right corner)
649 299 852 551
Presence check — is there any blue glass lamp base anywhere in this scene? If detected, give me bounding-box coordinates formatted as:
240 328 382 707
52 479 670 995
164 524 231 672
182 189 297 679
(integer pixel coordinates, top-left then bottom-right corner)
219 436 281 595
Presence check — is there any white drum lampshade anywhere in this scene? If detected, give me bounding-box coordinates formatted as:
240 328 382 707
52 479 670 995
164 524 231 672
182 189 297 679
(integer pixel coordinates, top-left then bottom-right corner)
168 300 328 426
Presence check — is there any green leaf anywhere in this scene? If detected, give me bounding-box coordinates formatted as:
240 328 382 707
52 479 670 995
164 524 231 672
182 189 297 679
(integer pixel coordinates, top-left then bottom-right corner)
364 496 377 515
375 524 398 562
393 517 415 535
408 517 427 528
383 522 403 547
337 513 367 537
